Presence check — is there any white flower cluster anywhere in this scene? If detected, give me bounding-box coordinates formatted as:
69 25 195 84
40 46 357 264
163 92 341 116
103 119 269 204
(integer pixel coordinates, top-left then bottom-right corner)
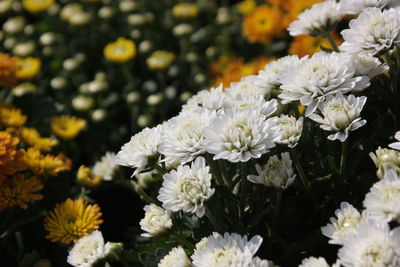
92 151 118 181
140 204 173 237
314 133 400 266
67 231 111 267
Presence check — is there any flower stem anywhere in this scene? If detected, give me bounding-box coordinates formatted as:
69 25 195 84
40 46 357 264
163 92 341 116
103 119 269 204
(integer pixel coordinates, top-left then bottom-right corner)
291 150 311 194
324 32 339 52
339 140 348 179
173 232 194 250
205 206 225 233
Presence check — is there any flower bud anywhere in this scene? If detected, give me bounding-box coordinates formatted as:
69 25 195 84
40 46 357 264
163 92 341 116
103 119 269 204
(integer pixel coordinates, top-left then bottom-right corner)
51 77 67 90
98 6 115 19
137 114 152 128
139 40 153 54
147 93 164 106
172 23 193 36
3 16 25 34
13 41 36 57
126 91 141 104
72 95 95 111
40 32 56 46
119 0 138 13
91 109 107 122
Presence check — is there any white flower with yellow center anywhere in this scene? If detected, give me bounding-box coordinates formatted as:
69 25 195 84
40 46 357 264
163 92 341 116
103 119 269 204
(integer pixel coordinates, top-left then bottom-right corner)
191 233 263 267
338 222 400 267
254 55 303 94
279 52 370 117
67 230 111 267
159 110 213 166
352 54 389 78
276 115 303 148
321 202 362 245
370 147 400 179
92 152 118 181
158 157 214 217
340 0 400 15
115 125 163 176
182 84 232 114
288 0 343 37
248 152 296 189
340 7 400 56
158 247 191 267
226 79 270 98
309 94 367 142
203 110 280 163
230 94 278 118
140 204 172 237
363 170 400 225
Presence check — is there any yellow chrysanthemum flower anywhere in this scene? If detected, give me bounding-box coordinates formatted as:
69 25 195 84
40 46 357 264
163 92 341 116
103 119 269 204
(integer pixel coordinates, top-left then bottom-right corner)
76 165 102 187
0 131 27 176
237 0 256 16
18 127 58 152
50 115 86 140
242 5 286 44
22 0 55 13
16 57 41 80
289 35 343 57
23 148 72 177
0 106 27 128
0 53 18 87
104 37 136 63
146 50 175 71
172 3 199 19
0 174 43 211
44 197 103 244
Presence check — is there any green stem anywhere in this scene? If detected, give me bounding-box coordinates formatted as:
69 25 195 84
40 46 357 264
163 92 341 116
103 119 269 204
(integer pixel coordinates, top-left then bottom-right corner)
204 206 224 233
339 140 348 179
291 150 311 193
121 64 134 85
324 32 339 52
173 233 194 250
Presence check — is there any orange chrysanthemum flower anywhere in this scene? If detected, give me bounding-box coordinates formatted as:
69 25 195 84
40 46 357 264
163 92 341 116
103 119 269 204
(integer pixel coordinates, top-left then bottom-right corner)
289 34 343 57
211 56 274 88
18 127 58 152
50 115 86 140
76 165 102 187
44 197 103 244
0 131 26 176
23 148 72 177
0 174 43 211
0 106 27 128
280 0 323 28
242 5 286 44
0 53 18 88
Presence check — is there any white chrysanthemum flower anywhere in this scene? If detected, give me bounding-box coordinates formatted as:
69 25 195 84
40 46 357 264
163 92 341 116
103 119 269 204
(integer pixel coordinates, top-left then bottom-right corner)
203 110 280 163
288 0 343 37
370 147 400 179
250 257 275 267
92 152 118 181
248 152 296 189
338 222 400 267
321 202 362 245
115 125 163 176
340 7 400 56
158 247 191 267
140 204 173 237
276 115 303 148
159 110 213 166
182 84 232 114
230 94 278 118
309 94 367 142
340 0 400 15
352 54 389 78
227 79 270 98
191 233 263 267
67 230 111 267
389 131 400 150
363 170 400 225
254 55 303 94
298 257 329 267
158 157 214 217
279 52 370 116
